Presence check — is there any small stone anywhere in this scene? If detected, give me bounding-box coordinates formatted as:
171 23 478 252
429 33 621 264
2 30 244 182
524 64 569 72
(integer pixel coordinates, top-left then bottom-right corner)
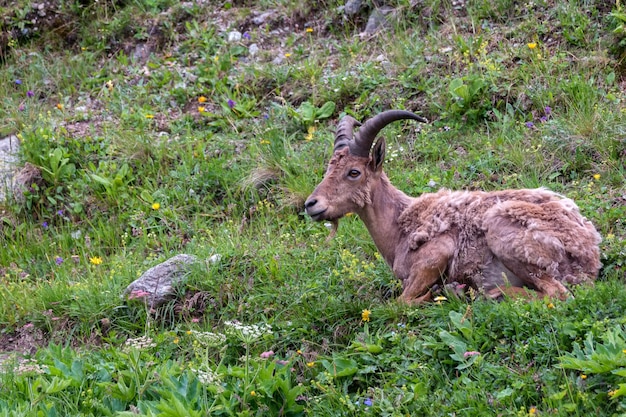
133 43 152 63
208 254 222 264
252 11 275 26
380 60 393 72
0 135 20 202
124 254 198 308
364 6 394 35
343 0 363 16
228 31 242 43
248 43 260 56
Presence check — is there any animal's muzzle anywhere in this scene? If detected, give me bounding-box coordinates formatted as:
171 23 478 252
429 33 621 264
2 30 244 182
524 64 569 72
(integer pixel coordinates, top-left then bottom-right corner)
304 197 326 220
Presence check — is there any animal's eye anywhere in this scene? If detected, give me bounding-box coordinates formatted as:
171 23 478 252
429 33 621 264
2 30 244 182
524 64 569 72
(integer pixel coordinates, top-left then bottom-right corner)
347 169 361 178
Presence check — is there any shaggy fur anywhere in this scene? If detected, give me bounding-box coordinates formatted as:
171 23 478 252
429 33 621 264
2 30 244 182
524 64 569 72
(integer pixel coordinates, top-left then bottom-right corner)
398 188 601 299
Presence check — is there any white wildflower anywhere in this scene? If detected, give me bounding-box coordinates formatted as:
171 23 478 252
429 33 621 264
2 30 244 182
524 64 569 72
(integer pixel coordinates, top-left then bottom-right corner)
189 330 227 347
124 335 156 350
15 358 48 375
224 320 272 343
191 367 221 385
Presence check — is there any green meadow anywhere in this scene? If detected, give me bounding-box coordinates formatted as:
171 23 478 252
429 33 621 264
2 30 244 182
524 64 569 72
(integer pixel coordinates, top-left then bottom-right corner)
0 0 625 415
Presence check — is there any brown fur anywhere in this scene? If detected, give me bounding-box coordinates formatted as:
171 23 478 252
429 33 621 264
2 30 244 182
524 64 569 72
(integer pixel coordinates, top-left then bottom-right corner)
398 188 601 299
305 137 602 304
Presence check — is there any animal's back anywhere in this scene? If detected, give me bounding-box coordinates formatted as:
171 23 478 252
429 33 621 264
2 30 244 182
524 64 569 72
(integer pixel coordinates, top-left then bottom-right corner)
398 188 601 293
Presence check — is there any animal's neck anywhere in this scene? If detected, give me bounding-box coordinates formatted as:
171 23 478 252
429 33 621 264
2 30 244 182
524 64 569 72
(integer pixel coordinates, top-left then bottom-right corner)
355 173 412 267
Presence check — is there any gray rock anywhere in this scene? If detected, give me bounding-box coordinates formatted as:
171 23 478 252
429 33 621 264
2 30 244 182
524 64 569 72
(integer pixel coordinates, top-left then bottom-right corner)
344 0 363 16
374 53 392 72
124 254 198 308
248 43 260 56
0 135 20 202
228 31 242 43
272 54 284 65
364 6 394 35
252 11 275 26
133 43 152 63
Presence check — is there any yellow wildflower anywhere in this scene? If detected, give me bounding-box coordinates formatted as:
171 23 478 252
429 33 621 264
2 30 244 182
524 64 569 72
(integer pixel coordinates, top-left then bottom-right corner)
547 302 555 309
581 374 587 380
361 309 371 322
250 390 256 396
173 337 179 344
306 27 313 33
56 103 64 110
198 106 206 113
145 114 154 119
306 362 315 368
527 42 537 49
593 174 601 180
90 256 103 265
434 296 447 305
305 125 316 141
297 349 303 355
260 139 270 145
152 202 161 210
284 53 292 58
198 96 207 103
609 389 617 397
529 407 537 415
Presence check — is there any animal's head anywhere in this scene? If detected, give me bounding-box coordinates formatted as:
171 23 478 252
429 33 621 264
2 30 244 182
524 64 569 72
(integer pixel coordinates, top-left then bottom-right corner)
304 110 427 222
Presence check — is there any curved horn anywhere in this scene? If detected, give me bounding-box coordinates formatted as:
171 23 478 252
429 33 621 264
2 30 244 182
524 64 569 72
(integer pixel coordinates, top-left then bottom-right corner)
334 115 361 152
350 110 428 157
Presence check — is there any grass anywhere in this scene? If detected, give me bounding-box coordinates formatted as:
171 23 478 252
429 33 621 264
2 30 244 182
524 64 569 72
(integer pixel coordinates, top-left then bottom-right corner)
0 0 625 415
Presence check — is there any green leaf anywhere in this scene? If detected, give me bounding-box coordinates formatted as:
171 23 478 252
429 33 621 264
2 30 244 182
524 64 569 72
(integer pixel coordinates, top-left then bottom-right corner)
321 357 358 378
315 101 335 119
298 101 316 122
449 310 472 340
494 387 514 399
550 389 568 400
140 189 154 203
365 343 383 354
44 377 72 394
90 174 112 187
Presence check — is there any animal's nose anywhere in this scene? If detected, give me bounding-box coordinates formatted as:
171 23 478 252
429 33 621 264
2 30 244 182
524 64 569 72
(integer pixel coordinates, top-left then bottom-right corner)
304 198 317 210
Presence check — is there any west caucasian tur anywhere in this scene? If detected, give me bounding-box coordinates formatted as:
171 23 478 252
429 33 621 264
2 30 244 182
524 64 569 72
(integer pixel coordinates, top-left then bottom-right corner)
305 110 601 304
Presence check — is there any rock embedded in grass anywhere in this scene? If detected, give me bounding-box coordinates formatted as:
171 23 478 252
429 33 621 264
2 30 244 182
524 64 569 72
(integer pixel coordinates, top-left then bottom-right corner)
123 254 199 308
0 135 19 202
363 6 394 36
343 0 363 17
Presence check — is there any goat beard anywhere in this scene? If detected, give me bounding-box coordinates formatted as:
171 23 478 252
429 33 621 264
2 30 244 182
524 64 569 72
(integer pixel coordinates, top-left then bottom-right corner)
325 218 340 242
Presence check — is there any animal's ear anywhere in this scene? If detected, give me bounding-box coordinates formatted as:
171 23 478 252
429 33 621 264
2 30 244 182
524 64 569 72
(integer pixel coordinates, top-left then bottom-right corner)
371 138 386 171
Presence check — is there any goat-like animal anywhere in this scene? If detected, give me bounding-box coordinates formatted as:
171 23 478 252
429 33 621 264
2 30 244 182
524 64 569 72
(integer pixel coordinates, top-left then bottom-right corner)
304 110 601 303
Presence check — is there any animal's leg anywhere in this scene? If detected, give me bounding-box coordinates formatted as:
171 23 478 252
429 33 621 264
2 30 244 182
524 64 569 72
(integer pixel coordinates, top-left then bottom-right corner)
488 251 570 300
484 200 596 300
398 235 455 304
